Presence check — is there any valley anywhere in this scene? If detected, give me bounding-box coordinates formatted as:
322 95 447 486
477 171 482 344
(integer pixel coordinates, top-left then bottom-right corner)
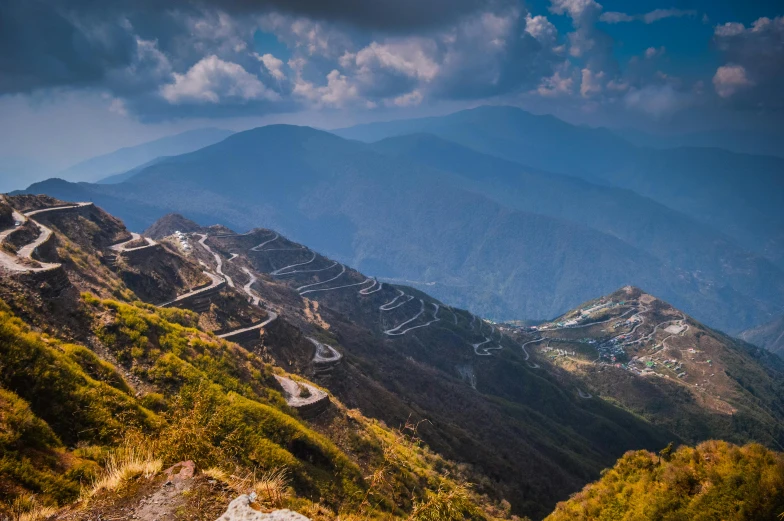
3 194 783 519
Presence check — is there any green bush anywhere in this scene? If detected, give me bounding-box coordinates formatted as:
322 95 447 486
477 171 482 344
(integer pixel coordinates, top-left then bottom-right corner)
546 440 784 521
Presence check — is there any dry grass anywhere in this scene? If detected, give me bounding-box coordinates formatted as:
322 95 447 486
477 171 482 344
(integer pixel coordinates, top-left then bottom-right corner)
9 495 59 521
88 445 163 496
408 483 478 521
252 468 290 508
205 467 291 509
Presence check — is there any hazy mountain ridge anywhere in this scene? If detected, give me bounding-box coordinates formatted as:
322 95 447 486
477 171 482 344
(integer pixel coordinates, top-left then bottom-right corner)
20 123 784 333
57 127 235 183
335 105 784 268
740 314 784 356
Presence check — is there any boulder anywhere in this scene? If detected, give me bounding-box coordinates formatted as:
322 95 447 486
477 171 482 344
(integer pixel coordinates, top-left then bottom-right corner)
215 495 310 521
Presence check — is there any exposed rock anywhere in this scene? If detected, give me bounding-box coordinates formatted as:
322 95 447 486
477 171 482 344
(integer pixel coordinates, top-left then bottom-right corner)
215 495 310 521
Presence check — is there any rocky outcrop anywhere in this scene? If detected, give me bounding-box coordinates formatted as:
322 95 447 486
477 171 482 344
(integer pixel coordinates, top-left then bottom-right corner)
215 495 310 521
15 265 72 298
144 213 204 239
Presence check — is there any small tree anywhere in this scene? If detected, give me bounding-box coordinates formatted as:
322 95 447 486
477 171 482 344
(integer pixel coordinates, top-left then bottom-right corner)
658 442 675 464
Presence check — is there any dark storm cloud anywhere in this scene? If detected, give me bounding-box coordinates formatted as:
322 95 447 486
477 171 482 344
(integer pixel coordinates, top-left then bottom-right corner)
0 0 509 96
193 0 507 31
0 1 136 93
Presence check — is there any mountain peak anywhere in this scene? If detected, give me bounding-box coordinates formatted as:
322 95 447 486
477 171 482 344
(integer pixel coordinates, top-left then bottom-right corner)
144 213 204 239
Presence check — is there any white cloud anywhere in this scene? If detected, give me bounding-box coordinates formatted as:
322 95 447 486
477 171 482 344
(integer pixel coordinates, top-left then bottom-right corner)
330 6 546 104
645 46 665 59
161 55 279 104
293 69 360 108
390 90 424 107
262 14 354 59
525 14 557 44
643 9 697 24
599 12 633 23
600 8 697 24
568 30 596 58
712 17 783 106
580 68 605 97
549 0 602 25
712 64 754 98
536 69 574 97
257 53 286 81
624 84 691 117
353 40 441 82
185 11 254 56
714 22 746 37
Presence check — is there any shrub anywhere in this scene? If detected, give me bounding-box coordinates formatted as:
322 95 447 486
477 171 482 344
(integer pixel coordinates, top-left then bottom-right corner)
88 443 163 496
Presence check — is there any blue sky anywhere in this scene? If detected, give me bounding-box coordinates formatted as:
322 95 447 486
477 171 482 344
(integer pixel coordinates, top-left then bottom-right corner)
0 0 782 173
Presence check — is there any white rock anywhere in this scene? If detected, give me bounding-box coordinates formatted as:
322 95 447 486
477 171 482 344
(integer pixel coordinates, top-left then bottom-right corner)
215 495 310 521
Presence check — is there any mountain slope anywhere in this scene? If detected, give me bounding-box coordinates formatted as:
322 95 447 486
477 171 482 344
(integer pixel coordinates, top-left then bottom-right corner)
335 105 784 267
20 125 784 333
2 196 784 519
501 286 784 449
739 314 784 356
57 127 234 183
0 196 504 521
369 133 784 323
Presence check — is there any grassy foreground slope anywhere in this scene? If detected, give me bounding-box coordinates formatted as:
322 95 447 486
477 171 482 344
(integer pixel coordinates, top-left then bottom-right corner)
0 297 501 520
545 441 784 521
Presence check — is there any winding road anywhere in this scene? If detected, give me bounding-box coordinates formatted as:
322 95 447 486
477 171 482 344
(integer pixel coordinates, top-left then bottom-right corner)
110 232 157 253
385 301 441 336
217 309 278 339
379 289 414 311
359 279 383 295
0 202 93 272
471 336 493 356
577 388 593 399
542 306 635 331
197 234 234 288
309 337 342 364
296 264 346 293
159 271 225 307
274 375 328 411
300 276 374 296
240 267 261 306
384 299 426 335
521 338 544 368
250 232 280 251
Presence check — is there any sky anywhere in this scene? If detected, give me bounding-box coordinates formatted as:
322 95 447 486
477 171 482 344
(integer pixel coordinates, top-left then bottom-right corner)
0 0 782 180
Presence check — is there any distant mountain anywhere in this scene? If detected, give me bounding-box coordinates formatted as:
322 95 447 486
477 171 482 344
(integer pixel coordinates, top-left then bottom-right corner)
334 105 784 268
96 156 169 184
739 314 784 356
369 133 784 319
21 124 784 332
57 127 234 183
614 126 784 158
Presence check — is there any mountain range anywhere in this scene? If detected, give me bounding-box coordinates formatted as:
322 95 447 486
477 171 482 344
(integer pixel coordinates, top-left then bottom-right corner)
335 106 784 270
740 314 784 356
18 107 784 335
2 194 784 519
56 127 234 183
3 193 784 518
